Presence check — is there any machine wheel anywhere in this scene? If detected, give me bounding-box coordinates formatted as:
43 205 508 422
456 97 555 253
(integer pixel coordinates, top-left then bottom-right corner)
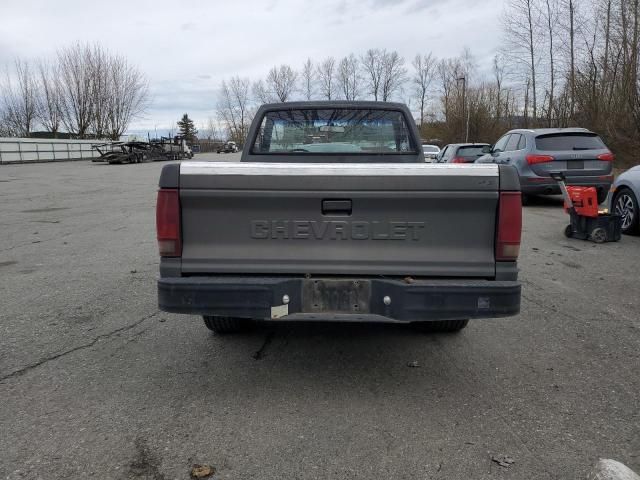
564 224 573 238
613 188 639 235
521 194 531 206
413 319 469 333
589 227 607 243
203 316 248 333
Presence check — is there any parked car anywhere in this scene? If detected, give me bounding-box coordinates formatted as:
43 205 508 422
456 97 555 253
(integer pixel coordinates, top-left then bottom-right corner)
438 143 490 163
217 141 238 153
610 165 640 235
476 128 614 204
421 144 440 162
156 101 522 335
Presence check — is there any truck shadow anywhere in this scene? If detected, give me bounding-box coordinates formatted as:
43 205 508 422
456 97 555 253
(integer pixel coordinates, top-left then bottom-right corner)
172 320 479 399
247 320 463 360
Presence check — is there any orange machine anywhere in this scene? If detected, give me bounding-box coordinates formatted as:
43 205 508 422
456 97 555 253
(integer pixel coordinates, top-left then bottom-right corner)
551 172 621 243
563 186 599 218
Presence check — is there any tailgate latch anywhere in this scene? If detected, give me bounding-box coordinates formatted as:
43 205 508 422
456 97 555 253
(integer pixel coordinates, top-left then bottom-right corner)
322 199 352 216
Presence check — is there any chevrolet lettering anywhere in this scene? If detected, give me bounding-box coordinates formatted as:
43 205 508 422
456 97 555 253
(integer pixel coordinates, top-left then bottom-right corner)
250 220 426 240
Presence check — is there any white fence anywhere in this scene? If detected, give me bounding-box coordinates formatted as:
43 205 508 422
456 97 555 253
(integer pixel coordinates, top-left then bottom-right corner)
0 137 111 164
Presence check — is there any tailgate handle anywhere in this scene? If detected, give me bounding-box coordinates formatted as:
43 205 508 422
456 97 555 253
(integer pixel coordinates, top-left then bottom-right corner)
322 199 352 216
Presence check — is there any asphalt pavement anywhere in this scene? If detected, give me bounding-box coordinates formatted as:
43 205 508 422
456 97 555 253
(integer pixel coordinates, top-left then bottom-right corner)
0 153 638 479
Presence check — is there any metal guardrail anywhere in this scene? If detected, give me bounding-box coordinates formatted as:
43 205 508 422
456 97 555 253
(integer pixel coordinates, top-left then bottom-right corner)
0 137 113 164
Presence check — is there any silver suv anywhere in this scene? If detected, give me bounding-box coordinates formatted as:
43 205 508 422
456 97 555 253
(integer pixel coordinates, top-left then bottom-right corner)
476 128 614 203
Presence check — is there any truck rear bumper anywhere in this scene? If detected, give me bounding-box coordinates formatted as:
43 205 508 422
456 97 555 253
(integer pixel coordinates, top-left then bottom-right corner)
158 276 521 322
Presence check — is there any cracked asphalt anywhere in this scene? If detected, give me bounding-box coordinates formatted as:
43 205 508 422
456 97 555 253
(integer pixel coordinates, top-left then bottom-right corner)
0 154 639 479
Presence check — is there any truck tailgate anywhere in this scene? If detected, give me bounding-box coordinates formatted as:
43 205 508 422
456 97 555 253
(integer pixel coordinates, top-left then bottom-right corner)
178 162 500 278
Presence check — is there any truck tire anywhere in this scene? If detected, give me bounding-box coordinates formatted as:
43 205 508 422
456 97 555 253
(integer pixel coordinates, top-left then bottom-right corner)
203 315 247 333
413 319 469 333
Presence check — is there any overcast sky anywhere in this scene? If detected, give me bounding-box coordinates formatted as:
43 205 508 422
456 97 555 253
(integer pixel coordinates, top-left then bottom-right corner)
0 0 504 135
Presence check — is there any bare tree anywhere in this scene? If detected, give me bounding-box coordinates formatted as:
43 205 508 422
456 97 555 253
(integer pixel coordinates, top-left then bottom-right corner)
337 54 361 100
36 61 62 136
493 54 506 123
316 57 336 100
380 51 407 101
105 54 149 139
542 0 559 126
437 56 468 139
88 45 111 137
1 59 38 136
54 43 149 139
57 43 94 137
568 0 577 118
252 79 275 105
0 110 13 136
217 76 252 146
206 116 222 141
300 58 315 100
502 0 541 122
361 49 385 100
412 53 437 126
266 64 298 102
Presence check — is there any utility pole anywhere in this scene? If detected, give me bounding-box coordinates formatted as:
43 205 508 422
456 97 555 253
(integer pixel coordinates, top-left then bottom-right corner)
457 76 469 142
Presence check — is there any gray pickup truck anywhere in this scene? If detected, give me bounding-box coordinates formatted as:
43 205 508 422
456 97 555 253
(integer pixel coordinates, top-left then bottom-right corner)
156 101 522 333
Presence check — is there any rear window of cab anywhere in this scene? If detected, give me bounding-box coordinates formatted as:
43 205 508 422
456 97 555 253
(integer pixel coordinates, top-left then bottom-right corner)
535 133 606 151
252 108 417 154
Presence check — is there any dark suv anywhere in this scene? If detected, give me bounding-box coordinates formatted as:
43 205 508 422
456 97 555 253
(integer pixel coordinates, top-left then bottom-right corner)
476 128 614 203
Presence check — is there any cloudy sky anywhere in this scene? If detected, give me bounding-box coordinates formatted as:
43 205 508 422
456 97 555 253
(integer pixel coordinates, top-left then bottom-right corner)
0 0 504 135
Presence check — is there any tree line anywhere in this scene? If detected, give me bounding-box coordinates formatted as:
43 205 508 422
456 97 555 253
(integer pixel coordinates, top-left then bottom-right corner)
215 48 422 146
0 43 149 140
500 0 640 165
215 0 639 166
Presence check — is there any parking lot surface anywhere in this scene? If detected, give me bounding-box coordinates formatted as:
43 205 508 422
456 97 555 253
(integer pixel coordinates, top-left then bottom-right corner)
0 154 638 479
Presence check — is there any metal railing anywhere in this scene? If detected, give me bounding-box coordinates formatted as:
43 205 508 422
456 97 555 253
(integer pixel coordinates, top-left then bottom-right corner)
0 137 112 164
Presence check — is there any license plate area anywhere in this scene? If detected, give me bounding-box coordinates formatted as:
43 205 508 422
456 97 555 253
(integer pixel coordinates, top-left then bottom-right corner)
302 279 371 314
567 160 584 170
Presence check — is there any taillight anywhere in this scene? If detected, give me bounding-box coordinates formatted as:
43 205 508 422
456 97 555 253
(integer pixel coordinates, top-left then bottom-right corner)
156 188 181 257
451 157 466 163
526 154 554 165
597 152 615 162
496 192 522 261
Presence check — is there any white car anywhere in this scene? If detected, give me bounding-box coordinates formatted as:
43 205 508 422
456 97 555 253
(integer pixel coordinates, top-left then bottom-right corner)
422 144 440 162
610 165 640 235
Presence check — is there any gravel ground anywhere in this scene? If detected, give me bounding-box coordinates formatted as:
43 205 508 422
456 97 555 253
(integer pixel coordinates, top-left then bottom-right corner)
0 154 638 479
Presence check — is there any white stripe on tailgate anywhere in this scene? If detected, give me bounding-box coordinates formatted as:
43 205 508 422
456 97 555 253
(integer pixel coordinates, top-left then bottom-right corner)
180 162 499 177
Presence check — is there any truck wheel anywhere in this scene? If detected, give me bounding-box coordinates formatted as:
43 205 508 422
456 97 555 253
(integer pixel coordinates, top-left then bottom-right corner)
203 315 247 333
413 319 469 333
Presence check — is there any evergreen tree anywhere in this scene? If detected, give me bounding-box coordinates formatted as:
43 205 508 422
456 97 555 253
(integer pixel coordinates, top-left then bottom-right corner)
177 113 197 142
